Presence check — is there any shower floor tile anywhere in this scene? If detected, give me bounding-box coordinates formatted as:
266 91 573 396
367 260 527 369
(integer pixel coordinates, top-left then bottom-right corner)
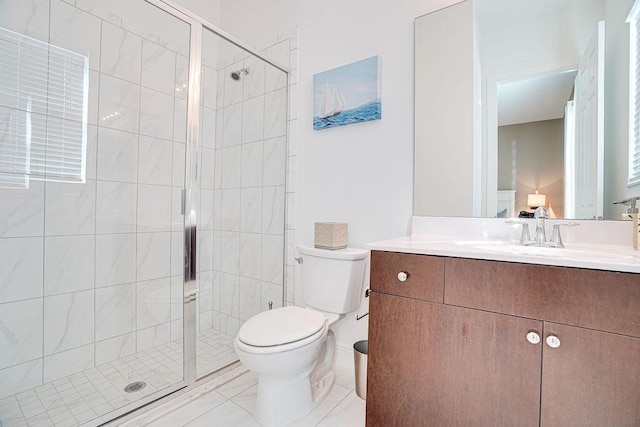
0 329 236 427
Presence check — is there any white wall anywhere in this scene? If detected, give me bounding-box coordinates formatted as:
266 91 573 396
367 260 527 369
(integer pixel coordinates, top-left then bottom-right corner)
218 0 464 352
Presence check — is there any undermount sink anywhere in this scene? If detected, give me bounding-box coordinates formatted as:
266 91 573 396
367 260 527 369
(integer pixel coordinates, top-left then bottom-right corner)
465 241 640 265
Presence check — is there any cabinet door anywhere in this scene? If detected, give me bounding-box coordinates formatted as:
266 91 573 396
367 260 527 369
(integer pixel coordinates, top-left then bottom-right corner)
367 292 543 427
541 323 640 426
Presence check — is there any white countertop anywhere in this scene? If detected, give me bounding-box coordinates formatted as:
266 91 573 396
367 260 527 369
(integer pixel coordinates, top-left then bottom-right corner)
367 234 640 274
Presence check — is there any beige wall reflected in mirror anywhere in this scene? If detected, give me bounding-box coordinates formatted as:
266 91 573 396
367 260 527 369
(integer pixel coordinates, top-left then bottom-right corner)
414 0 634 220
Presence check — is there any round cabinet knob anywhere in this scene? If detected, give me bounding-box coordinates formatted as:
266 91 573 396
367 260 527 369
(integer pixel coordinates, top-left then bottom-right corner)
397 272 409 282
526 331 541 345
546 335 561 349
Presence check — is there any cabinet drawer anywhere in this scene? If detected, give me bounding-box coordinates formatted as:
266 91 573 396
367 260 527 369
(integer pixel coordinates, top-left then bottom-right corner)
444 257 640 338
370 250 444 302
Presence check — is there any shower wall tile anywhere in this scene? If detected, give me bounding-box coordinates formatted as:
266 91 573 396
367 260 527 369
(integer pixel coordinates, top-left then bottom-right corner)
49 0 102 71
240 188 262 233
200 189 215 231
0 238 43 304
175 55 189 101
44 180 96 236
199 312 213 331
199 230 214 272
288 83 298 121
285 265 294 303
98 74 141 134
141 39 176 95
241 141 263 188
200 106 216 148
43 344 94 383
287 119 298 157
239 277 261 321
220 273 239 317
219 231 239 275
216 69 225 110
95 283 136 341
170 319 182 341
285 152 297 192
222 103 242 148
212 271 221 312
171 188 184 233
221 189 241 232
264 88 287 139
174 98 188 144
0 0 50 43
136 278 171 330
221 146 241 189
223 62 244 107
137 232 171 281
265 41 289 93
214 151 223 189
43 290 94 355
202 66 218 109
0 298 43 370
0 182 44 238
198 271 213 313
0 359 42 400
239 233 261 280
137 184 171 232
286 192 296 230
96 181 137 234
138 136 172 186
172 142 186 188
140 87 175 141
170 232 183 277
262 234 284 285
95 332 135 365
97 127 139 183
95 233 136 288
100 22 142 84
262 186 285 235
88 71 100 126
200 148 216 189
242 56 266 101
170 275 183 321
137 323 170 352
263 136 286 186
44 235 94 295
86 125 98 181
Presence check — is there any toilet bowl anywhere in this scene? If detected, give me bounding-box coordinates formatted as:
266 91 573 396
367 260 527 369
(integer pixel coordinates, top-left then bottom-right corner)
234 306 338 426
234 246 369 426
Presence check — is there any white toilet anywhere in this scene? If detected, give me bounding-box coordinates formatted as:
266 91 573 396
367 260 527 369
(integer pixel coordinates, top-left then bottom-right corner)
234 245 369 426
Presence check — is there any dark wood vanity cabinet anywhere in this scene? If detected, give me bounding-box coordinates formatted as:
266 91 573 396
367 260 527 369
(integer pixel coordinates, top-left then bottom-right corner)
366 251 640 427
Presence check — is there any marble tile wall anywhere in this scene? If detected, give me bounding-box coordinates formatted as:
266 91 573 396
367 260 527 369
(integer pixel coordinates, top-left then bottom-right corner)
0 0 190 400
198 32 293 343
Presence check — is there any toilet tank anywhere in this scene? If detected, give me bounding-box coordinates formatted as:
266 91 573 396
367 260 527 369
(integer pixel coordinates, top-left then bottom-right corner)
297 245 369 314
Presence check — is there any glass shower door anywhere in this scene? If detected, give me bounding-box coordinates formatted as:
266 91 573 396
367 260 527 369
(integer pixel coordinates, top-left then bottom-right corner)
0 0 194 424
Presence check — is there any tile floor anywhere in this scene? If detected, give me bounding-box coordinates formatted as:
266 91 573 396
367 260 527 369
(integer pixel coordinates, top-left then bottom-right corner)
0 329 236 427
122 362 366 427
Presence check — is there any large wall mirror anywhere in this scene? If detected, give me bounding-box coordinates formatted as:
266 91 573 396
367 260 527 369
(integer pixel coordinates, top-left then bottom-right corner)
414 0 634 220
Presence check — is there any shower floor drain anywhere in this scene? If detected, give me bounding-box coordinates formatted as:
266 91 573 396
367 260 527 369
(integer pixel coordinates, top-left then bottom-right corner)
124 381 147 393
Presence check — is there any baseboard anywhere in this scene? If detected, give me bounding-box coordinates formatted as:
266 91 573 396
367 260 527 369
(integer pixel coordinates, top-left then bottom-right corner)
335 343 354 368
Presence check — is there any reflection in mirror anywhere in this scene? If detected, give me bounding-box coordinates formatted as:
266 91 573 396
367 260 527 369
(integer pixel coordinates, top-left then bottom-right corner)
414 0 634 220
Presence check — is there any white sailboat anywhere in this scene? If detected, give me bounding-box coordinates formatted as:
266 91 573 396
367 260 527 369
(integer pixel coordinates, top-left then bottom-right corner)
317 81 347 119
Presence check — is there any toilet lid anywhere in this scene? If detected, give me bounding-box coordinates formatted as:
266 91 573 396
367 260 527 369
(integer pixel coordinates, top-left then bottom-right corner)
238 306 326 347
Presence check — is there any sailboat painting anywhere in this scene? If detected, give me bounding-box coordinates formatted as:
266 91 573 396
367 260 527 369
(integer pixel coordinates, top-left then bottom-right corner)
313 56 382 130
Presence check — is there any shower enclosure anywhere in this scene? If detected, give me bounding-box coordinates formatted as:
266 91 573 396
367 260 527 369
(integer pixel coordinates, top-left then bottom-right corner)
0 1 288 425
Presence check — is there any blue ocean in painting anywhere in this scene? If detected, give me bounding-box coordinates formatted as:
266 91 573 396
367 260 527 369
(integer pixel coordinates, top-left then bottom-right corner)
313 100 381 130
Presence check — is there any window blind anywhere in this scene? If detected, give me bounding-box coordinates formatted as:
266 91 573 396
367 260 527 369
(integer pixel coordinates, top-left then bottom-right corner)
0 27 88 188
629 1 640 185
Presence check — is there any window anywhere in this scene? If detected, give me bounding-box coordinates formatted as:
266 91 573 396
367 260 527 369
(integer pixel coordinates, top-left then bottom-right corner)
0 27 88 188
629 0 640 185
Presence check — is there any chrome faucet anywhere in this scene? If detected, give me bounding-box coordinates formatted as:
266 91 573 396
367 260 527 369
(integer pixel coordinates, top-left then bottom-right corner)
533 207 548 245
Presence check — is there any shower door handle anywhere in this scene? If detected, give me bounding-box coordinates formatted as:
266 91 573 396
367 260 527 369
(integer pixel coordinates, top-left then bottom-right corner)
186 224 197 281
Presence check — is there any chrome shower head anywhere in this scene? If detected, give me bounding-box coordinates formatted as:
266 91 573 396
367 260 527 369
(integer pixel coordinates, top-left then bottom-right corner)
230 67 250 80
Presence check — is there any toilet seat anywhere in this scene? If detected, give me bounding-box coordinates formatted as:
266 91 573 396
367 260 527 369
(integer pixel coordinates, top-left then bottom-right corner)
238 306 326 347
